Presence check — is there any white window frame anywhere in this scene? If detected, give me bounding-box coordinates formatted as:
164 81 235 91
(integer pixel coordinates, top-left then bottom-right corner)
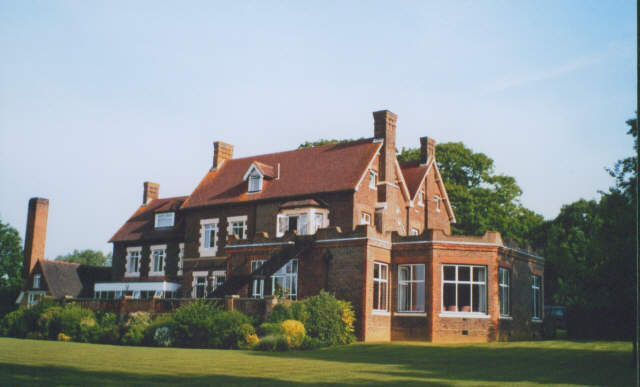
199 218 219 257
499 267 511 317
251 260 266 298
149 244 167 276
361 212 371 225
373 262 389 313
211 270 226 292
248 172 263 193
154 212 175 228
192 271 208 298
33 274 41 289
277 209 328 237
271 259 298 300
227 215 248 240
531 275 542 320
177 243 184 276
27 291 46 306
418 190 425 206
410 228 419 236
369 170 377 189
398 264 425 313
125 246 142 277
440 264 488 318
434 195 441 212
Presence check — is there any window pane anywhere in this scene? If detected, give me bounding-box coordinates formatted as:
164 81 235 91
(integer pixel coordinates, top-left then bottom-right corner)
473 267 486 282
458 284 471 312
399 266 410 281
443 266 455 281
399 283 409 311
413 265 424 281
288 217 298 233
381 264 388 280
459 266 470 281
380 280 387 310
374 263 380 279
415 280 425 312
373 281 380 310
443 283 456 311
472 284 486 313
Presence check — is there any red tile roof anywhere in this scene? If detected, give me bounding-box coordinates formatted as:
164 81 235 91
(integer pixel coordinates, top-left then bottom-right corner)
109 196 187 242
181 139 382 209
399 160 430 199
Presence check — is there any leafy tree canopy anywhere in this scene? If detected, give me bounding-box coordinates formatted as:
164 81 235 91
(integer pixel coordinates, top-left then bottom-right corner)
55 249 111 267
298 138 365 149
0 219 23 289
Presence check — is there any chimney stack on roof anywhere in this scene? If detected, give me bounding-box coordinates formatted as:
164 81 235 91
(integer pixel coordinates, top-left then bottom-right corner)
143 182 159 205
420 137 436 165
213 141 234 169
23 197 49 279
373 109 398 187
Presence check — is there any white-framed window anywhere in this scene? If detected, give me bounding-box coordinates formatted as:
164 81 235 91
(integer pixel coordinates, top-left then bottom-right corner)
398 264 425 312
499 267 511 317
227 215 248 240
532 275 542 320
361 212 371 225
154 212 175 228
251 260 266 298
418 190 425 206
211 270 226 292
272 259 298 300
277 210 327 237
199 218 219 257
276 214 306 236
373 262 388 312
149 245 166 276
125 247 141 277
434 195 441 212
33 274 41 289
442 264 487 314
178 243 184 276
410 228 419 236
248 172 263 193
314 213 324 233
192 271 208 298
27 292 44 306
369 170 377 189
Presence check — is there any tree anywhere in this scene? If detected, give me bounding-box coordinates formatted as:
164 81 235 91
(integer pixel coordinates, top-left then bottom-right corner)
400 142 543 247
55 249 111 266
298 138 363 149
0 219 23 289
0 219 23 317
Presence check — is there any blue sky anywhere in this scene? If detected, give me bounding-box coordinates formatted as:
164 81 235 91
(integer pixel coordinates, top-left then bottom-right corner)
0 1 636 258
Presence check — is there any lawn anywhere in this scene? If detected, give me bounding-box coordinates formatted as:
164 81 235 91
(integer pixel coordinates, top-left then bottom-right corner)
0 338 633 386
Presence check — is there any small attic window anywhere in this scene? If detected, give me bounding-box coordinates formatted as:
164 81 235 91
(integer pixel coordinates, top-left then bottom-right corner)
33 274 41 289
248 173 263 193
155 212 175 228
434 195 441 212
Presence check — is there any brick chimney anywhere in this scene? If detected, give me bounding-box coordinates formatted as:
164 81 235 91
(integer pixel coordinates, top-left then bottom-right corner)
213 141 234 169
420 137 436 165
373 110 398 203
143 182 159 205
23 197 49 279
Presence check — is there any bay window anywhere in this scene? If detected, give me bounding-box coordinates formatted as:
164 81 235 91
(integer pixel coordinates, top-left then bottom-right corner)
442 264 487 314
272 259 298 300
277 210 327 237
373 262 388 312
499 267 510 317
398 264 425 312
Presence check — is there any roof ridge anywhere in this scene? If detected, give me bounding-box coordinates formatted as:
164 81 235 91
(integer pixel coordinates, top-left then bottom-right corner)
230 137 375 162
45 259 81 266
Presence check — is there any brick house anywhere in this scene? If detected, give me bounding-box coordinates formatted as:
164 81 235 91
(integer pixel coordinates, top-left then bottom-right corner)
34 109 544 341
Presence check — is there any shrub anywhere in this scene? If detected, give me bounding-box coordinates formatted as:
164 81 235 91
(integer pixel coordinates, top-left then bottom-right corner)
122 311 152 346
280 320 305 348
254 335 290 352
300 336 326 350
37 303 97 342
0 299 58 338
171 300 222 348
257 322 283 337
266 304 293 323
94 313 120 344
153 326 173 347
237 323 258 349
206 311 253 349
143 314 173 346
244 333 259 349
302 291 355 345
57 332 71 341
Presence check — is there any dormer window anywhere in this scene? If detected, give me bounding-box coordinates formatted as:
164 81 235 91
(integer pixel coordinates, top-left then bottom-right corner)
155 212 175 228
248 173 262 193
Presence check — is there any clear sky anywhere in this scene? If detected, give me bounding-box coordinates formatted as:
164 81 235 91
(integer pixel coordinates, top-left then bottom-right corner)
0 1 636 259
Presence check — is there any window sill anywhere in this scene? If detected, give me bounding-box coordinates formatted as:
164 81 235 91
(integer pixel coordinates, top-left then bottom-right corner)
439 312 489 319
394 312 427 317
124 272 140 278
499 315 513 320
372 310 390 316
531 318 543 323
148 272 164 277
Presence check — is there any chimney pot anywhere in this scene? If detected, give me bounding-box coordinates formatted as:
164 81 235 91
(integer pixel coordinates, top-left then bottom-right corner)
23 197 49 279
213 141 234 169
143 182 159 205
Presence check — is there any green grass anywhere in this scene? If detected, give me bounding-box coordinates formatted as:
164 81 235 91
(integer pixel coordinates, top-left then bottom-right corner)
0 338 633 386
